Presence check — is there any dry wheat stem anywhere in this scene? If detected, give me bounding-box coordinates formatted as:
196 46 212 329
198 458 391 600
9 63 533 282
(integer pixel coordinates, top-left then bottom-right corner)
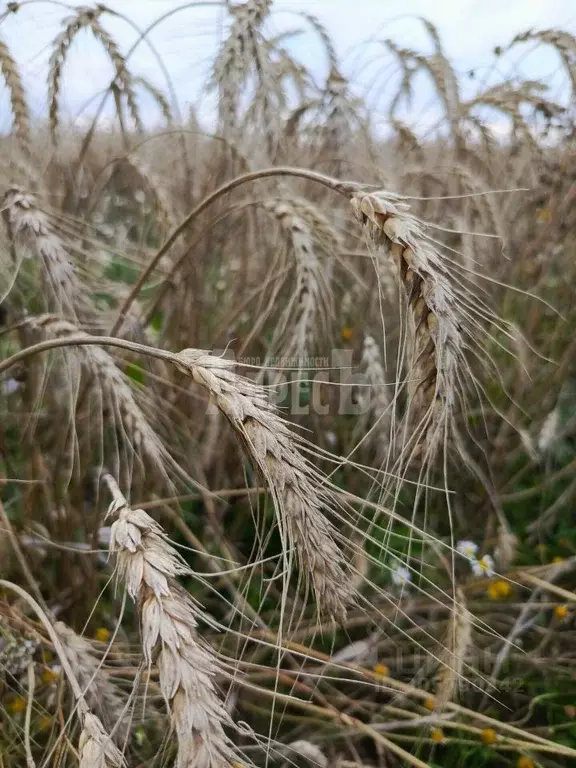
103 473 237 768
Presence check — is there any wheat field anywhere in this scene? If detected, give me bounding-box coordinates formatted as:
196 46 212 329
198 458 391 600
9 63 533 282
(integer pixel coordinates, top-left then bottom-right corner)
0 2 575 767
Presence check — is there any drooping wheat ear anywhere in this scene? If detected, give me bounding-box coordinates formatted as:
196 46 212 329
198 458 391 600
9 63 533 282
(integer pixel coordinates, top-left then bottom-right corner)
103 474 237 768
262 199 331 366
48 6 106 142
212 0 273 132
48 5 142 144
0 36 30 149
2 187 82 317
435 587 472 707
360 334 392 458
27 315 167 474
79 712 126 768
505 29 576 96
350 190 466 457
54 621 128 742
88 15 143 134
174 349 352 621
133 75 173 125
280 193 344 255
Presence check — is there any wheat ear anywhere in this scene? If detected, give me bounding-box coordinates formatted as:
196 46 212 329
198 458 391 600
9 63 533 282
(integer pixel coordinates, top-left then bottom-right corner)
435 587 472 707
0 35 30 149
54 621 128 741
2 187 82 317
351 190 466 457
174 349 352 621
103 474 237 768
27 315 167 474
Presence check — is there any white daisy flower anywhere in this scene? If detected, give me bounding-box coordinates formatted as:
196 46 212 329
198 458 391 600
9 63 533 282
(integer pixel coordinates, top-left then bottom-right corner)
471 554 495 578
456 540 479 561
391 562 412 587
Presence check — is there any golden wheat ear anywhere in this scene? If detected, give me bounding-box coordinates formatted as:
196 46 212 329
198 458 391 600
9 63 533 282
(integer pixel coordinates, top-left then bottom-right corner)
173 349 354 622
0 35 30 151
103 474 238 768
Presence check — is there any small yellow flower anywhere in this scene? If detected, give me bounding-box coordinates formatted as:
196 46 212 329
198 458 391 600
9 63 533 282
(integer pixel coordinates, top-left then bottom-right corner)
95 627 111 643
517 758 535 768
552 555 564 563
41 666 60 685
537 207 552 224
373 663 389 677
430 728 445 743
554 605 569 620
481 728 498 745
487 580 511 600
340 327 353 341
8 696 27 714
423 698 436 711
38 715 53 731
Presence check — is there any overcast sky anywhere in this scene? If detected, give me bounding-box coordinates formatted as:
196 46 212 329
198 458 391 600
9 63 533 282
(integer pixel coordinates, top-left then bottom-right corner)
1 0 574 133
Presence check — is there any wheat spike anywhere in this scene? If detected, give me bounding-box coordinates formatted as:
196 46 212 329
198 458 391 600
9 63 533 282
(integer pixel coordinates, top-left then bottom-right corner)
2 187 83 317
54 621 128 741
351 189 467 459
104 474 237 768
79 712 126 768
27 315 167 475
436 587 472 707
48 6 142 143
174 349 352 621
0 35 30 149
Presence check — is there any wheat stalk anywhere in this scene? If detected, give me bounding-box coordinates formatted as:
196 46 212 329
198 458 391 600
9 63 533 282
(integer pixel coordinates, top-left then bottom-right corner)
103 474 237 768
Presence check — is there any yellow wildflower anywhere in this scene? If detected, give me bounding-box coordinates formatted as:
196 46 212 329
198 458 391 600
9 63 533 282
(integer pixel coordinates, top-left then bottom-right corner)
8 696 27 714
95 627 111 643
487 580 511 600
430 728 445 743
423 698 436 711
38 715 53 731
373 663 389 677
537 208 552 224
41 666 60 685
554 605 569 620
517 758 535 768
341 327 353 341
552 556 564 563
481 728 498 745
